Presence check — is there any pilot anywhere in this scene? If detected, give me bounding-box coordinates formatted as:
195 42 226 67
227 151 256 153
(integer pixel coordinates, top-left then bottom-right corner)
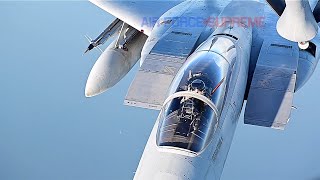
190 79 206 92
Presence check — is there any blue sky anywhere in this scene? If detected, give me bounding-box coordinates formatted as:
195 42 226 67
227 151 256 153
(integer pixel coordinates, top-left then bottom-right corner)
1 1 320 180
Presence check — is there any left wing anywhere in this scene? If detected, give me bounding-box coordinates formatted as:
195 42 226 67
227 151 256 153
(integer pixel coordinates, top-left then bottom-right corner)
89 0 183 36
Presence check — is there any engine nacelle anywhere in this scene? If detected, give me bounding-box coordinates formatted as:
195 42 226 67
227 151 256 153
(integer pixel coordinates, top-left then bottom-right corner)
85 31 147 97
295 42 319 91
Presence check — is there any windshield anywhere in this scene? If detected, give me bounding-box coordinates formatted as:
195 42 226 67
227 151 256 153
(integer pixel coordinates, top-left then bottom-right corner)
157 51 232 153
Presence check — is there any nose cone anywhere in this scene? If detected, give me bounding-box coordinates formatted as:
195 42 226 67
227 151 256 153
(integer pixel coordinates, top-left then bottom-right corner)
85 48 128 97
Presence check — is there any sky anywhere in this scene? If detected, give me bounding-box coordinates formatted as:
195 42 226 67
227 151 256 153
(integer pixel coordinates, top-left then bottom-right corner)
0 1 320 180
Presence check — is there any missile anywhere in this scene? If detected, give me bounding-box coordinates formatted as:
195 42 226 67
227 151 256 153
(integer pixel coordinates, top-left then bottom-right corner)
85 33 147 97
84 18 122 54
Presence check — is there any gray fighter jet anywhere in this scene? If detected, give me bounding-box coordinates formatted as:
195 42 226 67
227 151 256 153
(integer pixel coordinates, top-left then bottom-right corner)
84 0 320 179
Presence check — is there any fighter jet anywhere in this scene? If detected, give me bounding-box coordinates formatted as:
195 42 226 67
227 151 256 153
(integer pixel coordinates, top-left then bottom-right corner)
84 0 320 179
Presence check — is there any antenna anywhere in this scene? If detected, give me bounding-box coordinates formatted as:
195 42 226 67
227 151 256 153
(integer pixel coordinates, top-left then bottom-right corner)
97 46 103 53
85 35 93 42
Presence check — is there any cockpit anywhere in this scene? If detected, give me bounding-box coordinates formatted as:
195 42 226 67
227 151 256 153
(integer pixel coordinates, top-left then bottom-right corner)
157 51 232 153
